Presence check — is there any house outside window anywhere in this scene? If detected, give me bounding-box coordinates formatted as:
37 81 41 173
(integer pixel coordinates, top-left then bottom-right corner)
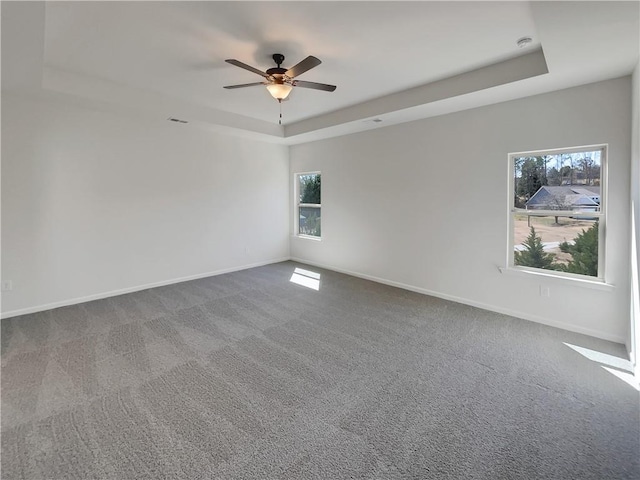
296 172 321 238
508 145 606 281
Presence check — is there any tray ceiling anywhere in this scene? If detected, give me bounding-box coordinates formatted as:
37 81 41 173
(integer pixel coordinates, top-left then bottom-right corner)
2 1 638 144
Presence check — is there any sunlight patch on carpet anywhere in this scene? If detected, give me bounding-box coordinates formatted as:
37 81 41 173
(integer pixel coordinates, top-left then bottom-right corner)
290 268 321 291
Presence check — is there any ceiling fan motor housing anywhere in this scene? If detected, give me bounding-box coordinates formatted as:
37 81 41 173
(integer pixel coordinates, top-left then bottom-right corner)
266 68 287 75
267 54 288 83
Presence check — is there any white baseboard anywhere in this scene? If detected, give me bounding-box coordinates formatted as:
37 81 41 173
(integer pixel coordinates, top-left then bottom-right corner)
1 257 291 319
4 255 627 345
290 257 626 345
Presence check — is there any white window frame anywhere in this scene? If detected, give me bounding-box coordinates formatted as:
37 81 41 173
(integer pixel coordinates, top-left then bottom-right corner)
294 171 321 240
507 144 607 283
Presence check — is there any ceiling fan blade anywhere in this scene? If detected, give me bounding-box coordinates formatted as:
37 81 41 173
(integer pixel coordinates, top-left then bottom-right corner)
223 82 266 89
293 80 336 92
285 56 321 78
225 59 271 78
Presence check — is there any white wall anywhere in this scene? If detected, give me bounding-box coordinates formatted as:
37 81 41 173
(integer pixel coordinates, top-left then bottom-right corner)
291 77 632 343
1 93 290 316
631 63 640 368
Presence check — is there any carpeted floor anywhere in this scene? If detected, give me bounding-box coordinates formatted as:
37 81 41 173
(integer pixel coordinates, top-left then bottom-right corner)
2 261 638 479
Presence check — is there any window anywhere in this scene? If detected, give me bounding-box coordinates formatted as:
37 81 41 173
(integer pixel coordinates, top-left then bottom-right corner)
295 172 321 238
508 145 606 281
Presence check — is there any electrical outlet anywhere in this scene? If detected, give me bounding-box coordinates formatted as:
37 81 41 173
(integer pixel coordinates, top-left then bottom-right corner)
539 285 551 298
2 280 13 291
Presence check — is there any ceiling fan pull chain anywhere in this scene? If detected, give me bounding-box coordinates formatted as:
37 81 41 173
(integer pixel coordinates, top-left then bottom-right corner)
279 99 283 125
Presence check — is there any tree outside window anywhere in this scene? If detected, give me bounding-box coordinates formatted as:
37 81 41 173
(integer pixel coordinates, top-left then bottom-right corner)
510 146 605 280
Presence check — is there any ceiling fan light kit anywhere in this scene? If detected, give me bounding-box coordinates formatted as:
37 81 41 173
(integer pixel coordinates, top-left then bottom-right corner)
224 53 336 124
265 83 293 101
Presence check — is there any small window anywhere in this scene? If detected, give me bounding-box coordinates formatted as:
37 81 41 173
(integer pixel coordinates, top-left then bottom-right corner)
508 145 606 281
296 172 321 238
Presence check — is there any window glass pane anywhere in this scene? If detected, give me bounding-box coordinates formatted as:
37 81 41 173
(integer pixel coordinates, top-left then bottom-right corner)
299 206 321 237
299 174 321 204
513 215 599 277
513 150 601 211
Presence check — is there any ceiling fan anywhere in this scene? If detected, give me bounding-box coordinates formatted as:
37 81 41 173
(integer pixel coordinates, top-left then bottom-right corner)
224 53 337 103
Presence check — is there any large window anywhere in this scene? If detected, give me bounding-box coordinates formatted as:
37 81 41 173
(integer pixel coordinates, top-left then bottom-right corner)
508 145 606 281
296 172 321 238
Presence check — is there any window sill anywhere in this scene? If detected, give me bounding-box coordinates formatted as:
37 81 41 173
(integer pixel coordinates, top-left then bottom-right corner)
498 266 614 292
293 234 322 242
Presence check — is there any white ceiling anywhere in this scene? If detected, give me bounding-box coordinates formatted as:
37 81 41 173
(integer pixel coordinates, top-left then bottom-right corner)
2 1 639 144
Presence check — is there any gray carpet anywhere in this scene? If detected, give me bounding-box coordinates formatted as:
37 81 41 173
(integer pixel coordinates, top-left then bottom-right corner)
2 261 638 479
